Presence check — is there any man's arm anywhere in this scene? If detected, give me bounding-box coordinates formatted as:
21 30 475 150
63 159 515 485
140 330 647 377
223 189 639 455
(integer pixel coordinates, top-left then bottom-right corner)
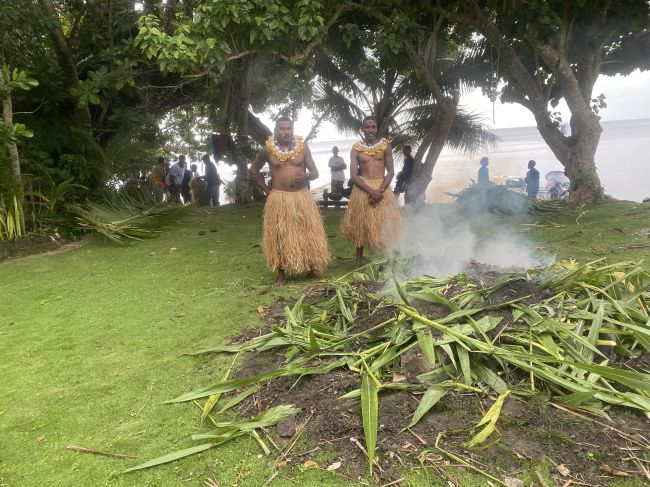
302 145 319 181
380 142 395 193
330 157 347 171
249 149 270 194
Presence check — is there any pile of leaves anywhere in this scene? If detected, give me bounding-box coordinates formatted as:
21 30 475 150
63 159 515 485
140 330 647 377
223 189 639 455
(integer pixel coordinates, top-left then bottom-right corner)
451 183 564 215
70 191 189 244
128 259 650 482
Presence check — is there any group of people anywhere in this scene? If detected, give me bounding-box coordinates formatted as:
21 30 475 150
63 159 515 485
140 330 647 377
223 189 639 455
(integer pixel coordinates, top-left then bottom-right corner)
249 116 403 286
477 156 541 198
151 154 223 206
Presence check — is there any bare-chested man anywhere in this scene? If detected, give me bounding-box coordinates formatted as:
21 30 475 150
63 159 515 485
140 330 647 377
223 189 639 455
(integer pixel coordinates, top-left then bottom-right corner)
249 117 330 286
341 116 403 267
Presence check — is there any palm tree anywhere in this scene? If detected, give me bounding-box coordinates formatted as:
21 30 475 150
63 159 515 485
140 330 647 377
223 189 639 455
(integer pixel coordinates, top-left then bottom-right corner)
311 38 497 204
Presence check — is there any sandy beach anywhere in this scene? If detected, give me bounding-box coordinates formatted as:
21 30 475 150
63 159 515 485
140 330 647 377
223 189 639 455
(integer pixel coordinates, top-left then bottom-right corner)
306 117 650 203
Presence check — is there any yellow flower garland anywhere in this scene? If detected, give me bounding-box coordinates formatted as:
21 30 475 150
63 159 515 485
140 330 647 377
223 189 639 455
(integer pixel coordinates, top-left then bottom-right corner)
266 136 304 162
353 138 388 156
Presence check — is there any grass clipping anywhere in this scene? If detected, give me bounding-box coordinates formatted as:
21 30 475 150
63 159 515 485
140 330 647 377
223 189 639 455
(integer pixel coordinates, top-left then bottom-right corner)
129 258 650 477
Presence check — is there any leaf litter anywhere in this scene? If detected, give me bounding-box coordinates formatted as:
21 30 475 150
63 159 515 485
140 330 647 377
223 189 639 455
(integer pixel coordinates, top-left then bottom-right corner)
128 258 650 484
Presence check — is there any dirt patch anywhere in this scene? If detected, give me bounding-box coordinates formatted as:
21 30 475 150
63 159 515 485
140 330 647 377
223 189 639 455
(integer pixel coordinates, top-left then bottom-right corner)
0 235 85 263
222 277 649 485
233 366 647 484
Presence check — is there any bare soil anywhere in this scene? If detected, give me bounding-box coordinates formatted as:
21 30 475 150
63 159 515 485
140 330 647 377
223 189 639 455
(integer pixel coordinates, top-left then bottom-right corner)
0 235 84 263
231 278 649 485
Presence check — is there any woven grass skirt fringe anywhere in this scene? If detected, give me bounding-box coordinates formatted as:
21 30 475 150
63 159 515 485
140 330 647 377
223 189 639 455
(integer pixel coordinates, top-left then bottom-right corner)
262 188 331 273
341 178 403 249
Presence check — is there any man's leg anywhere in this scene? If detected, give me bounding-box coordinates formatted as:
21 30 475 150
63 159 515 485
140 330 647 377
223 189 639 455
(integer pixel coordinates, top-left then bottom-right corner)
274 268 287 287
355 247 363 268
214 185 220 206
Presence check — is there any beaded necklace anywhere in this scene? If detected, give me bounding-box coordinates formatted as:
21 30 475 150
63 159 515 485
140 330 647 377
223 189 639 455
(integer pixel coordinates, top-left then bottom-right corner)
353 138 388 156
266 136 304 162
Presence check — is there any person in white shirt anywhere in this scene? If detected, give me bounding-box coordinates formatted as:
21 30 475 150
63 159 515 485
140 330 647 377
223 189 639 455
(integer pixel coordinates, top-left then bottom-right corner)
328 146 347 193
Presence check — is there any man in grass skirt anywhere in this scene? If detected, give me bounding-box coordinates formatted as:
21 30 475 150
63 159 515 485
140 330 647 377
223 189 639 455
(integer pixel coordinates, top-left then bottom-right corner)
341 116 403 267
249 117 330 286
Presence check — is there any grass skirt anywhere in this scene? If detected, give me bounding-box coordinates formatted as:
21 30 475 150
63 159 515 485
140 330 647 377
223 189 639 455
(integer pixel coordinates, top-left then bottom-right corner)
262 189 330 273
341 178 403 249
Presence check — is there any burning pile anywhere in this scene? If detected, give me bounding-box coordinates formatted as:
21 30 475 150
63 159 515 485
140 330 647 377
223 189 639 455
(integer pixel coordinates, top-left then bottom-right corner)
127 259 650 482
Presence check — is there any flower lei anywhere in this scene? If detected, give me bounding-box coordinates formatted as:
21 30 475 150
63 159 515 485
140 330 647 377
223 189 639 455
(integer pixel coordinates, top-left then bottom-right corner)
266 136 304 162
353 138 388 156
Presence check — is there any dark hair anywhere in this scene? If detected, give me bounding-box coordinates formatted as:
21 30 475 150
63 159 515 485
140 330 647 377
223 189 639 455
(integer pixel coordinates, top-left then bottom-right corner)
362 115 376 123
202 153 211 162
528 159 536 166
480 156 489 165
275 116 293 125
404 145 412 152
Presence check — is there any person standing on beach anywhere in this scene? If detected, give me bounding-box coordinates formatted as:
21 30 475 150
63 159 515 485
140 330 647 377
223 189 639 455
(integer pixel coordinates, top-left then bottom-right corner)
249 117 330 286
525 160 540 198
328 146 347 194
478 156 490 184
341 116 403 268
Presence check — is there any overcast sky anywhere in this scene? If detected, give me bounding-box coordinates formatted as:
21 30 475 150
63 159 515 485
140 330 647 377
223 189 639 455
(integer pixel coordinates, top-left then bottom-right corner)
281 69 650 142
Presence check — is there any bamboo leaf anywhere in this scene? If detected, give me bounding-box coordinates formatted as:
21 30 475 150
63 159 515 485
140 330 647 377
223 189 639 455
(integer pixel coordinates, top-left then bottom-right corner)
464 390 510 448
403 386 446 430
124 443 217 472
456 346 472 385
393 272 410 305
360 372 379 474
567 363 650 391
473 362 508 394
416 330 436 365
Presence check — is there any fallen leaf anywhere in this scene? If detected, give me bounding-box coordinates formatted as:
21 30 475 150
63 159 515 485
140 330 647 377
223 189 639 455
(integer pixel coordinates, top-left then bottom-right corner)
177 310 186 318
561 481 573 487
208 250 215 254
392 372 407 383
275 460 287 468
302 460 318 469
36 435 46 442
169 247 177 252
319 279 327 283
257 306 265 314
557 464 571 476
326 461 341 471
600 464 630 476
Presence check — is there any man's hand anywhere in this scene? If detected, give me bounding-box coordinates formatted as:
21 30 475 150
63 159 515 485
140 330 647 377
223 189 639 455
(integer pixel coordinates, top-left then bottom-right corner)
368 188 384 205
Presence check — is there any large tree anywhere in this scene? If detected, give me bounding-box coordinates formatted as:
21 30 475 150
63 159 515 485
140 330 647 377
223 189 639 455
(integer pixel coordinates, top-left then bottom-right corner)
437 0 650 203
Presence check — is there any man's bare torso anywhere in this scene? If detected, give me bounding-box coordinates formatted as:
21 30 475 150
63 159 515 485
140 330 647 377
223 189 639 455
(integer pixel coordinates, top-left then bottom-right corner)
266 148 308 192
355 146 388 179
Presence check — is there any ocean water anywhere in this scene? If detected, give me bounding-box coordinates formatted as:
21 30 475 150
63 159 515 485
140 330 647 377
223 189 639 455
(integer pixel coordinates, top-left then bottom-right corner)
217 118 650 203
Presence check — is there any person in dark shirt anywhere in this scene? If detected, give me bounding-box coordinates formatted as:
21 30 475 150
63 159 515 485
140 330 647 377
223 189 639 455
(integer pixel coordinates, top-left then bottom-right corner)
394 145 414 199
181 164 192 203
201 154 222 206
478 156 490 184
525 159 540 198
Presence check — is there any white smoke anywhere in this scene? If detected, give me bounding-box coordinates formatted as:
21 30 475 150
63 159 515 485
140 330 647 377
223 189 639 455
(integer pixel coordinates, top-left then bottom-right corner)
390 204 545 277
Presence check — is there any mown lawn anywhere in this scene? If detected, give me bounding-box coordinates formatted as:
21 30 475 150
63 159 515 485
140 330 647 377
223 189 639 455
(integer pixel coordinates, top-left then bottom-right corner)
1 200 648 486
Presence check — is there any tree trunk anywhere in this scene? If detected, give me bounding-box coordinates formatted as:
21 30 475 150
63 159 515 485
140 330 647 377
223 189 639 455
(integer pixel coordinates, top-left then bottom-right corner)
2 94 22 192
406 96 458 205
37 0 93 127
535 109 604 203
234 59 254 204
436 2 606 204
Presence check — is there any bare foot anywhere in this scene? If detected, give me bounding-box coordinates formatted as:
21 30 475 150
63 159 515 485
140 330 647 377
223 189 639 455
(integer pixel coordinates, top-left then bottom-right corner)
307 269 322 280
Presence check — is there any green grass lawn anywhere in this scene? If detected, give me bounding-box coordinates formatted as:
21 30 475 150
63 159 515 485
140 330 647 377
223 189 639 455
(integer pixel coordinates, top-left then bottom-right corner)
1 200 648 486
